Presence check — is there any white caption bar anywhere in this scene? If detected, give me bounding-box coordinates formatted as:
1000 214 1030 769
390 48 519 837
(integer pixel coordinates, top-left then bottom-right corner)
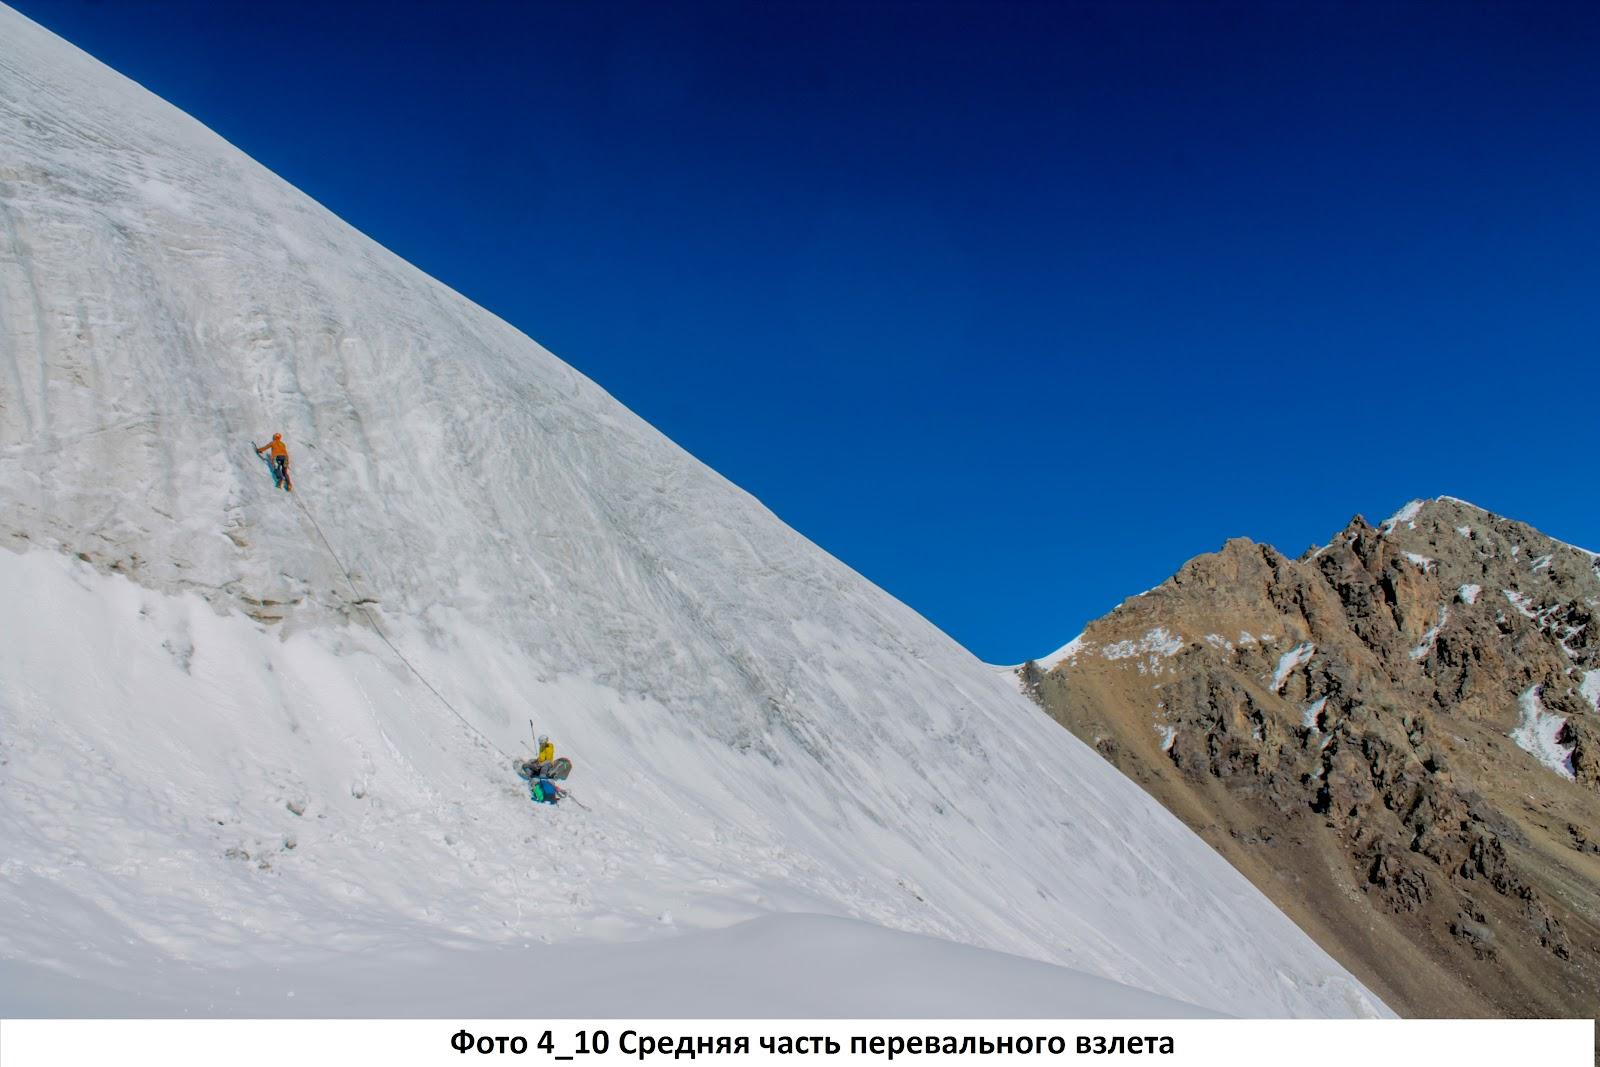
0 1018 1591 1067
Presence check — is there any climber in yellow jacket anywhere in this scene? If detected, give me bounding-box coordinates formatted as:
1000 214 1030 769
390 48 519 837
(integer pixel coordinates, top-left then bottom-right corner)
516 734 557 781
514 731 571 793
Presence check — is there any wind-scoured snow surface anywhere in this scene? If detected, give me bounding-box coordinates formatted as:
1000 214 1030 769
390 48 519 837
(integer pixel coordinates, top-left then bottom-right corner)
0 5 1387 1018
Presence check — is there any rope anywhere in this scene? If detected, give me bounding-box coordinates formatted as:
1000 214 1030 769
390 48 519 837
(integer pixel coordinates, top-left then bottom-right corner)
288 488 518 764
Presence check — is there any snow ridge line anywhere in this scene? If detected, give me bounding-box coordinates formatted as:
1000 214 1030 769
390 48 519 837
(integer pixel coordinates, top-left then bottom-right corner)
291 492 517 763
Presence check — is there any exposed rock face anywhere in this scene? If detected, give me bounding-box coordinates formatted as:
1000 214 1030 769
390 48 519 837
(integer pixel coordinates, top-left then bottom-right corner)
1021 497 1600 1018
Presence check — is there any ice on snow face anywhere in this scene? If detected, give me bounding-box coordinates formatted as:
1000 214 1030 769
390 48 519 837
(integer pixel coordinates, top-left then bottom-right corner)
0 4 1387 1020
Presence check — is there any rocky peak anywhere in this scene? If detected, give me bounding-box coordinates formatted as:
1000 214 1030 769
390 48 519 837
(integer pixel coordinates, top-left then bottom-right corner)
1021 497 1600 1018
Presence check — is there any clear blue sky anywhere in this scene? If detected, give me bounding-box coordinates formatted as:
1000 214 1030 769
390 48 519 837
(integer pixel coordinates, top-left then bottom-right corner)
14 0 1599 662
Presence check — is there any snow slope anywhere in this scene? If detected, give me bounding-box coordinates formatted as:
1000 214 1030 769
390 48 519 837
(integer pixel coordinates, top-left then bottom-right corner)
0 4 1387 1018
0 906 1220 1020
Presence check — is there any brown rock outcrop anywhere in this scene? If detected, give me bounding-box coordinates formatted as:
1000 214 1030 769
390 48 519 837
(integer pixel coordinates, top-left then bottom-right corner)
1021 497 1600 1018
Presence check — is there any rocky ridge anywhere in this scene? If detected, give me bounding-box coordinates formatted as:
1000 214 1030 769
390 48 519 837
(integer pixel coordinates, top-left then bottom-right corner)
1019 497 1600 1017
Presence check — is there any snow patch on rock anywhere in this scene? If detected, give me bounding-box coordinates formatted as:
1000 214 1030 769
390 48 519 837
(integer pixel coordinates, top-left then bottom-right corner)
1510 686 1574 780
1410 607 1449 661
1505 589 1542 621
1100 628 1185 676
1381 500 1424 535
1302 697 1328 732
1270 643 1315 693
1102 629 1183 661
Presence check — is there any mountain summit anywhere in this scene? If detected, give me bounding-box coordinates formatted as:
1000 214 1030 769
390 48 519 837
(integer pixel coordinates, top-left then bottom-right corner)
0 5 1382 1017
1020 496 1600 1017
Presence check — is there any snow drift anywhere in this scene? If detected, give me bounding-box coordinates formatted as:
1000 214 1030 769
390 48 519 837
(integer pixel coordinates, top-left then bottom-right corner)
0 4 1386 1018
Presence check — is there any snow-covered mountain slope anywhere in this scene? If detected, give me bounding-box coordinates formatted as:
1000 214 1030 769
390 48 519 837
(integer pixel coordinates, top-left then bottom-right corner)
0 4 1387 1018
0 901 1220 1020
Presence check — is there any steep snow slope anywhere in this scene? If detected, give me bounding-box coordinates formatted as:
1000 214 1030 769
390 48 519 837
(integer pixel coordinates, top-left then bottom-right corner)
0 5 1386 1017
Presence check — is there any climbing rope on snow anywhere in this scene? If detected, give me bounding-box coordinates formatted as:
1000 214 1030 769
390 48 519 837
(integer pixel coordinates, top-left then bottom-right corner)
289 491 517 764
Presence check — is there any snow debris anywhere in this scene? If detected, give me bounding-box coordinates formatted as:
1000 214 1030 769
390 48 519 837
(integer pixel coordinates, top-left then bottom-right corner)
1204 634 1235 654
1505 589 1540 620
1270 643 1316 693
1102 628 1184 661
1510 686 1575 780
1458 584 1481 605
1410 607 1449 661
1238 632 1258 646
1101 628 1185 676
1530 553 1553 573
1501 590 1585 655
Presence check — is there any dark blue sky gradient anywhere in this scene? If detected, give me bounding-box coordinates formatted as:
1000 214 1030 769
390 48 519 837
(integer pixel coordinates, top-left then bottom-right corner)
14 0 1600 662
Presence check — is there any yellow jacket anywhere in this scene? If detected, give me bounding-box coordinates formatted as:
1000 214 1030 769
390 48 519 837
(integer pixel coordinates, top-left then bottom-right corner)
537 741 555 764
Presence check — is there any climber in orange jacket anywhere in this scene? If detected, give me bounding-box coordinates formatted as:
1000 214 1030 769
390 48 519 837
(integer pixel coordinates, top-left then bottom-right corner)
255 433 292 491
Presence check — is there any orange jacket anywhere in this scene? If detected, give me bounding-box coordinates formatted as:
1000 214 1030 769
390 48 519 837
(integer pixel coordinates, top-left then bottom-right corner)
260 438 288 459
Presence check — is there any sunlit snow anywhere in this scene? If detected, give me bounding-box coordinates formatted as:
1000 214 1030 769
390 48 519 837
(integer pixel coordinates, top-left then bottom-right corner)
1270 643 1315 693
1510 686 1574 781
1380 500 1423 535
0 3 1388 1020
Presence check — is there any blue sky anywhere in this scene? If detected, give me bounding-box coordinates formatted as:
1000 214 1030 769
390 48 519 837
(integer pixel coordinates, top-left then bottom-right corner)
15 0 1600 662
